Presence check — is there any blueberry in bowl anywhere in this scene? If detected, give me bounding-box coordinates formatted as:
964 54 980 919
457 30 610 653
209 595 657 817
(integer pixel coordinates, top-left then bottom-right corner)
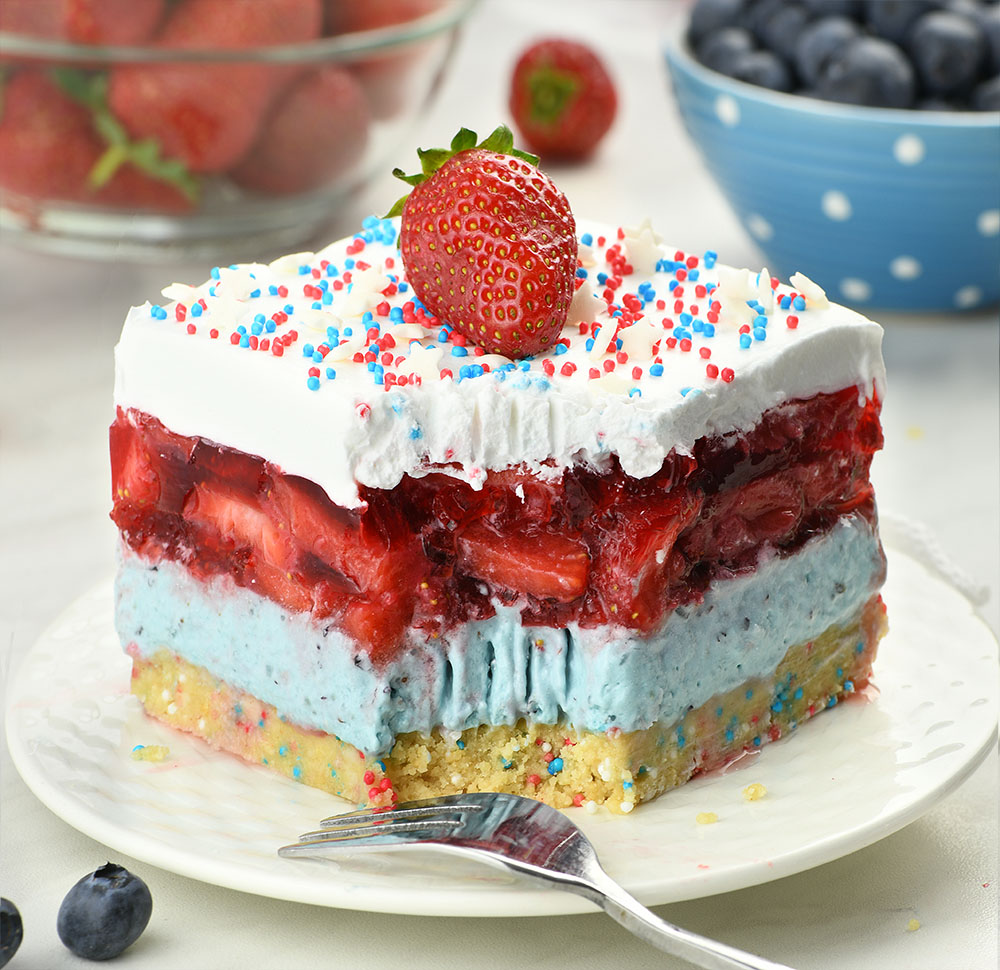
663 0 1000 311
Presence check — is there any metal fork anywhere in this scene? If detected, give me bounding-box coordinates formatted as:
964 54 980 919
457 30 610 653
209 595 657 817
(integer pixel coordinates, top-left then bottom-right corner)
280 792 793 970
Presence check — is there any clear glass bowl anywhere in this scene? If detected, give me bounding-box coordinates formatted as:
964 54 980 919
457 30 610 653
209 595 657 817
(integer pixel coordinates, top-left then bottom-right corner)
0 0 476 260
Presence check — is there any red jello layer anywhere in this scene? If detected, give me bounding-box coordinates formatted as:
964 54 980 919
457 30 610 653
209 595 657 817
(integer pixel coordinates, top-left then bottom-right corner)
110 387 882 664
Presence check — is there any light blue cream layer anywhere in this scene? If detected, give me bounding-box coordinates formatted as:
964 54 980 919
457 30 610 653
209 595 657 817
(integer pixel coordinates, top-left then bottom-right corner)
115 514 883 755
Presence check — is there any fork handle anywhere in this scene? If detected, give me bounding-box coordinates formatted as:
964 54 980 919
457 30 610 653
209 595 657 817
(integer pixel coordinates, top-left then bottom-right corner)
577 869 795 970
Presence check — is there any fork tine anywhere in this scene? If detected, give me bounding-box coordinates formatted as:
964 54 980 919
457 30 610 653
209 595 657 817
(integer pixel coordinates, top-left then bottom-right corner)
278 818 460 858
319 800 486 829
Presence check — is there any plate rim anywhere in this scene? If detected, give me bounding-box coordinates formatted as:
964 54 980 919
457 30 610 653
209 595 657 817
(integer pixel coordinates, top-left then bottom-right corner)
5 547 999 917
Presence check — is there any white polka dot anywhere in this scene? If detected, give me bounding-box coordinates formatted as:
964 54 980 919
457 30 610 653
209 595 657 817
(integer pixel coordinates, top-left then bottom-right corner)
894 134 925 165
746 213 773 241
840 278 872 302
890 256 922 280
715 94 740 127
977 209 1000 236
955 285 983 308
821 190 852 221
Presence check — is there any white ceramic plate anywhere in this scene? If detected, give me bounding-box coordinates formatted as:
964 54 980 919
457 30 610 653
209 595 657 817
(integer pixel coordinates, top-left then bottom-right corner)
6 547 998 917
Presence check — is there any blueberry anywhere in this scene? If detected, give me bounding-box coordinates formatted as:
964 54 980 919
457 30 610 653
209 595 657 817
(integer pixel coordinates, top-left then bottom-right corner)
688 0 748 46
755 1 814 63
971 73 1000 108
909 10 987 96
697 26 756 73
730 49 795 91
947 0 1000 74
864 0 939 44
917 96 961 109
795 16 862 86
57 863 152 961
799 0 861 16
0 899 23 969
816 35 917 107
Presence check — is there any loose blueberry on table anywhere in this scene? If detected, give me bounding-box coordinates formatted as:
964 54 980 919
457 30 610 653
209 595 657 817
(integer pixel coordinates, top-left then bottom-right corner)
57 864 152 961
0 899 22 969
687 0 1000 110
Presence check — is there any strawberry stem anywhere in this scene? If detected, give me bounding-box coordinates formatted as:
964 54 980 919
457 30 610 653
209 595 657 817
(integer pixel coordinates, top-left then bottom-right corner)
385 125 539 218
50 68 201 203
527 67 580 126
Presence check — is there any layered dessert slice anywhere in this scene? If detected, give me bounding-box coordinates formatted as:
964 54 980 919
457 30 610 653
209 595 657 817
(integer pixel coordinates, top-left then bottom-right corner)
111 140 886 813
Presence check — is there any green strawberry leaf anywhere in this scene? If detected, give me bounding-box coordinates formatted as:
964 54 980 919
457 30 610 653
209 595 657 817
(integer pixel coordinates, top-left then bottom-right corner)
386 125 539 218
50 67 201 203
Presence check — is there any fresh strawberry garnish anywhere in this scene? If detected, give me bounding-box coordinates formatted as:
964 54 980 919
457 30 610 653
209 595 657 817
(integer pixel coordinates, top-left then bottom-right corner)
509 39 617 160
456 521 589 603
388 125 577 359
230 66 370 195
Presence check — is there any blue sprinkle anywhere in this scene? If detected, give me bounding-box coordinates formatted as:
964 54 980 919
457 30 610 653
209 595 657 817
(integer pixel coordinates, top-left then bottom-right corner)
668 279 679 291
501 757 513 769
772 700 783 713
451 346 468 357
688 268 700 281
307 376 320 391
725 728 735 742
292 764 302 779
210 267 221 280
318 279 329 292
780 295 791 309
629 387 642 398
237 325 247 335
298 265 309 276
692 317 704 333
265 320 276 333
827 695 838 708
326 264 339 277
190 303 203 318
547 757 564 775
456 739 465 749
793 687 803 700
754 327 767 341
740 333 752 349
409 426 423 439
254 313 265 325
149 304 167 320
703 323 716 337
585 338 595 351
322 291 333 305
703 249 717 267
314 350 325 363
131 744 145 752
622 780 633 790
680 312 692 326
554 343 568 355
836 667 843 677
844 680 854 692
680 386 692 397
576 267 588 279
856 642 865 653
302 343 315 357
239 335 250 348
278 745 288 757
752 736 761 746
311 301 322 310
754 314 768 328
745 689 754 699
345 258 355 269
251 321 263 336
596 272 608 285
793 295 806 310
343 327 352 336
249 288 261 299
649 363 664 377
269 284 279 296
580 232 593 246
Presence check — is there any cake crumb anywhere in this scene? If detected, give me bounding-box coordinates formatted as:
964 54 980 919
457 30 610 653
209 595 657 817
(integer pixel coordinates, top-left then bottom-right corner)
742 782 767 802
696 811 719 825
131 744 170 763
906 918 921 933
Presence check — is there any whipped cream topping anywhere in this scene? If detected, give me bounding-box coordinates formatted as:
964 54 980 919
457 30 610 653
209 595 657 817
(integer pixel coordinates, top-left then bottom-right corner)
114 217 886 508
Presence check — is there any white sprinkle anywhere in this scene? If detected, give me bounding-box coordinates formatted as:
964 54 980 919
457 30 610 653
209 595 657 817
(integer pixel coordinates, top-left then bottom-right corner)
620 801 635 814
585 800 598 814
161 689 171 702
166 702 177 715
541 742 552 753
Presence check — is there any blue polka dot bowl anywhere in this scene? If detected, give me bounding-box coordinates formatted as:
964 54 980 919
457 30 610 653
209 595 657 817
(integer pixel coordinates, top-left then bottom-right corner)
664 32 1000 312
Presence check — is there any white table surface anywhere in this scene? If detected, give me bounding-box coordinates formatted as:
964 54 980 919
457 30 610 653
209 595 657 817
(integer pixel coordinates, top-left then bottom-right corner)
2 2 997 968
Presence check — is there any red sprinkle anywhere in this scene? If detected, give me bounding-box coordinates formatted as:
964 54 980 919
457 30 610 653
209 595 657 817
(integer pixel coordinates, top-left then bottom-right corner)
721 367 735 383
786 315 799 329
186 323 196 335
706 363 719 379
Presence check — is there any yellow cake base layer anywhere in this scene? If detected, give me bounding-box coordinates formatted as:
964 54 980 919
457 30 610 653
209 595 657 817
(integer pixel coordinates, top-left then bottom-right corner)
130 595 886 813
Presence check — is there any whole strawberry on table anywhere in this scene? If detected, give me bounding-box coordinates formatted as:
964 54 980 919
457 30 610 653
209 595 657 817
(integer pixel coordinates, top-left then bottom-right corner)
388 125 578 359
